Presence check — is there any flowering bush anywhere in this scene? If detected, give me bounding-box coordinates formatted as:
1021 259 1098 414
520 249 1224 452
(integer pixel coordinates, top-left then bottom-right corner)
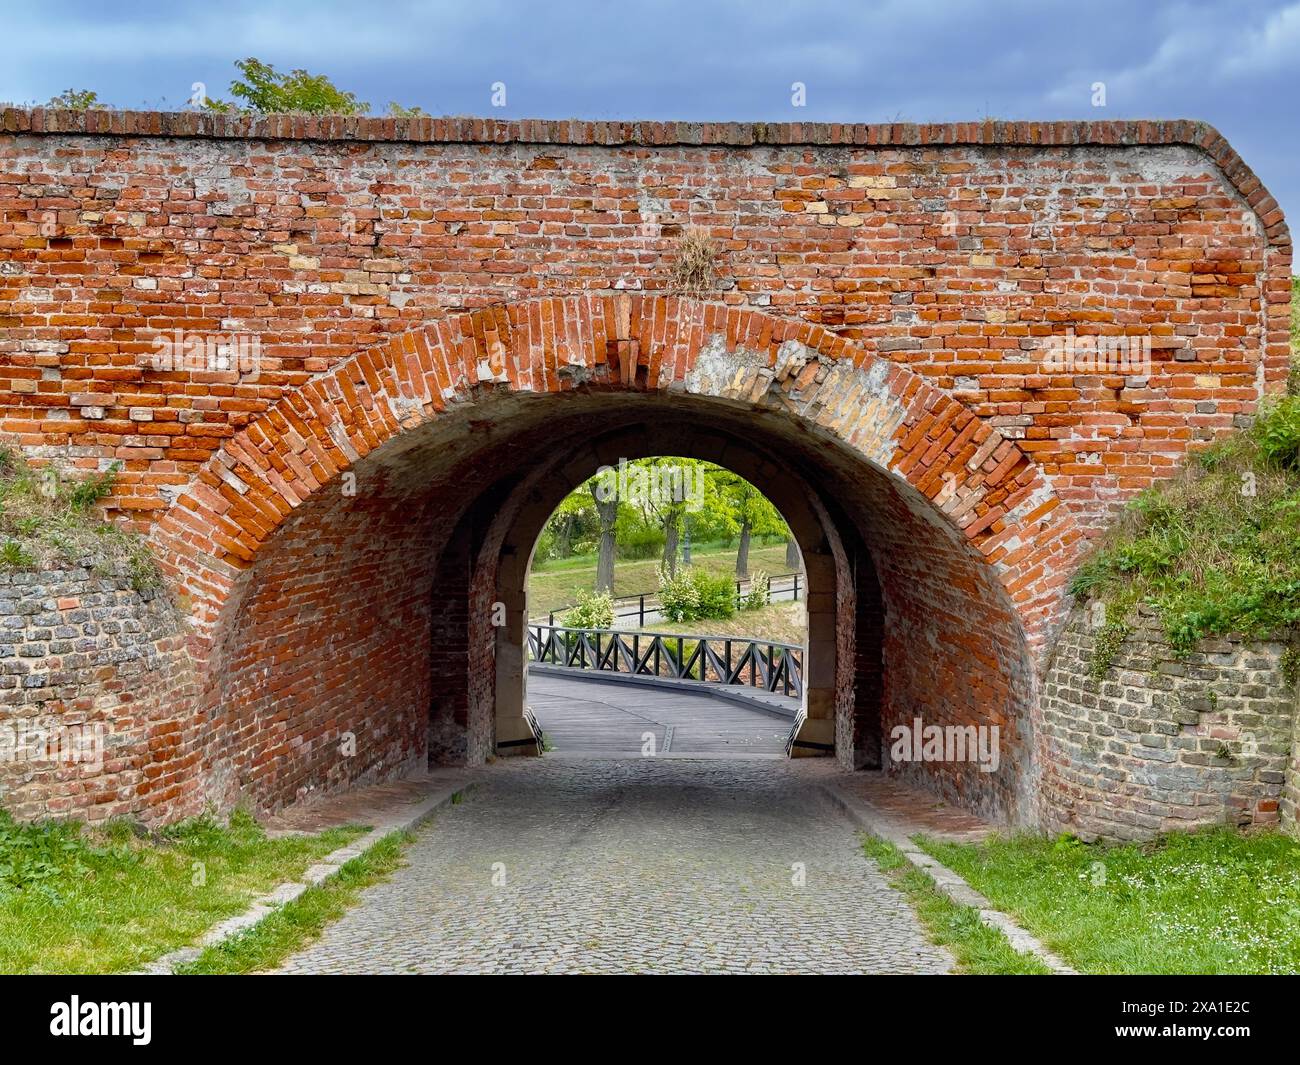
563 590 615 629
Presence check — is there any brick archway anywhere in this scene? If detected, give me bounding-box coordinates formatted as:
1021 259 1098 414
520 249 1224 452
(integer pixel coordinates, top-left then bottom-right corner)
149 295 1084 823
154 295 1079 647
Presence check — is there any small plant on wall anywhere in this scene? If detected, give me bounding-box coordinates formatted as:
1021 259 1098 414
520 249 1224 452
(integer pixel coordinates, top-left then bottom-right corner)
670 228 720 296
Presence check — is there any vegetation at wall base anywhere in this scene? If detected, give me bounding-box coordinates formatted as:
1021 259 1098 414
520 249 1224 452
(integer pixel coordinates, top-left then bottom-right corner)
918 827 1300 974
0 809 363 974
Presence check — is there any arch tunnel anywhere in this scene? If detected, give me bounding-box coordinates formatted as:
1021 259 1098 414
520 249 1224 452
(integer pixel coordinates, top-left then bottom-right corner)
150 296 1083 826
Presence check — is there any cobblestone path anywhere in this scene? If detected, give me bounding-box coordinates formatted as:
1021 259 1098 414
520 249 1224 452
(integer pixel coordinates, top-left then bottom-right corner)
275 757 953 974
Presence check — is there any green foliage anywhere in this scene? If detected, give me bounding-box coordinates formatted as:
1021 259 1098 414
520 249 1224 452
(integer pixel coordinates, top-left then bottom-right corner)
0 808 362 973
204 58 370 115
1252 394 1300 469
658 565 736 622
534 457 791 587
613 519 664 560
0 541 35 568
66 466 118 512
922 827 1300 974
0 449 161 591
741 569 770 611
176 829 410 975
657 564 700 621
1291 276 1300 357
563 590 615 629
1071 397 1300 653
45 89 101 109
861 836 1050 975
1088 619 1133 678
1282 644 1300 688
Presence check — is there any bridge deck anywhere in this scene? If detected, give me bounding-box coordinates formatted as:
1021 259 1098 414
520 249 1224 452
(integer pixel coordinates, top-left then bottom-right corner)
528 672 790 758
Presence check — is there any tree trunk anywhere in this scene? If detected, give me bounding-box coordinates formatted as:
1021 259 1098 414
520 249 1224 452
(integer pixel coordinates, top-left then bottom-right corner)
556 513 574 558
735 520 751 578
785 536 800 570
594 497 618 594
662 514 679 577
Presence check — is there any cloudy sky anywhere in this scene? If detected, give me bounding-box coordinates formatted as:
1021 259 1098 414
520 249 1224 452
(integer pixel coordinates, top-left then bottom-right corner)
4 1 1297 224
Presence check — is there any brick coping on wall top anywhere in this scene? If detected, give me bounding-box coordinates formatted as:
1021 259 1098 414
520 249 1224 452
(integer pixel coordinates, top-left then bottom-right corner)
1 108 1289 249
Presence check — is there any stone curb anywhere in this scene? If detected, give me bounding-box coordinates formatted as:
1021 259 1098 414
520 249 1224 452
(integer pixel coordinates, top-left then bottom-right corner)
131 780 474 975
819 782 1078 975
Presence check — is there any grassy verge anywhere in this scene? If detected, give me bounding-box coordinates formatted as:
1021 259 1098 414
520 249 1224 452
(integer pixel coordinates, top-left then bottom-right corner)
529 541 791 615
861 835 1050 975
175 830 411 974
0 810 365 974
918 828 1300 974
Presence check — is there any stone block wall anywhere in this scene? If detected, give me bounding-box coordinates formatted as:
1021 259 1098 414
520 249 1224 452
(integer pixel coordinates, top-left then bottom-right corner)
1041 606 1298 840
0 561 199 824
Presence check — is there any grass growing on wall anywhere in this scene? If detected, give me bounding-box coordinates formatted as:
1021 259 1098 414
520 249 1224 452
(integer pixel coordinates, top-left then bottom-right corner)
0 446 158 590
1070 378 1300 671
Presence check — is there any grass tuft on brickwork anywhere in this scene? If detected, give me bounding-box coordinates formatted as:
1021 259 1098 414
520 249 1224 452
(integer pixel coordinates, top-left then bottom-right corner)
860 835 1051 975
0 809 364 974
0 446 159 591
670 228 721 295
175 829 412 974
918 828 1300 974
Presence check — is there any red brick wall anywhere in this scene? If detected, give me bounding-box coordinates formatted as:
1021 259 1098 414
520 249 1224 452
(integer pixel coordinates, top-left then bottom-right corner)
0 111 1290 829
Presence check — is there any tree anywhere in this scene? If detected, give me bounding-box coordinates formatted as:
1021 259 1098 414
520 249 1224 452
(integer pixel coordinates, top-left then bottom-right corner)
202 58 368 114
46 89 100 109
785 536 801 570
589 480 618 595
713 470 787 577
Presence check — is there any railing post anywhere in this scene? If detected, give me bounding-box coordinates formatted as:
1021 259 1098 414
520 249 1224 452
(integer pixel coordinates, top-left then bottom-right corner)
639 593 645 627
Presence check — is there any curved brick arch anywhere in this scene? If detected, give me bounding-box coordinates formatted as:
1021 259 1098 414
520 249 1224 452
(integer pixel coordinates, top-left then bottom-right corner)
152 294 1083 661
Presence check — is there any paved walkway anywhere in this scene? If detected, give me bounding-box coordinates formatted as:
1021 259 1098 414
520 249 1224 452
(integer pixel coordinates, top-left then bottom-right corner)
527 671 793 757
275 755 954 974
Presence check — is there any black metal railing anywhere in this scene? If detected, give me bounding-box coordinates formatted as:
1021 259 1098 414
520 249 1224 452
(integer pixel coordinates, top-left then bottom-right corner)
539 570 804 627
526 623 803 698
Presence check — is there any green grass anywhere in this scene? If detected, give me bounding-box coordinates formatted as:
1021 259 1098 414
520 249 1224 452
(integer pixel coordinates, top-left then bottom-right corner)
647 599 806 645
529 540 792 615
1069 394 1300 667
0 809 365 973
175 830 411 974
861 835 1050 974
0 445 158 589
918 828 1300 974
1068 283 1300 670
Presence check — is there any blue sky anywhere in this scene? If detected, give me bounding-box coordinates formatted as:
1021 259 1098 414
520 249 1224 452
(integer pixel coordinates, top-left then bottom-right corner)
3 1 1297 226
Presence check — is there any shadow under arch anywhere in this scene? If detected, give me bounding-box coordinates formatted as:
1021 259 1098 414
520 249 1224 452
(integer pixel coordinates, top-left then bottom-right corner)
147 295 1084 825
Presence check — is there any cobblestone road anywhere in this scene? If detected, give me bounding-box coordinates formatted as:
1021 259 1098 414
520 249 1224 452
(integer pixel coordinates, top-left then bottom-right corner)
276 757 953 974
